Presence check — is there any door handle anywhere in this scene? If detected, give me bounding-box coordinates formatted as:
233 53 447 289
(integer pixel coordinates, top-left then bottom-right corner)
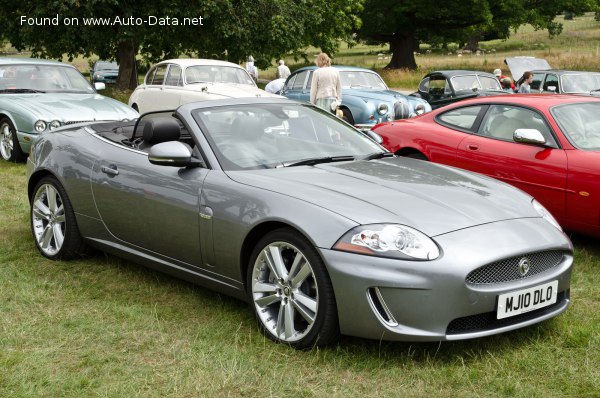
467 144 479 150
101 165 119 176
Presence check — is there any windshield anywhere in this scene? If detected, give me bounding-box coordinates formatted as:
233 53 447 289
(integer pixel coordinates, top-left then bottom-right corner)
185 65 255 86
96 62 118 71
551 102 600 150
193 103 384 170
0 64 95 93
560 73 600 94
339 71 387 89
451 75 501 91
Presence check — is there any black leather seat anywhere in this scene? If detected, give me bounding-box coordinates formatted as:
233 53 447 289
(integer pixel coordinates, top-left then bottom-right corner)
138 118 181 151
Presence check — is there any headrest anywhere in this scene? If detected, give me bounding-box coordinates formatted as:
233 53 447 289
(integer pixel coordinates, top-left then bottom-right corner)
231 115 264 141
143 118 181 145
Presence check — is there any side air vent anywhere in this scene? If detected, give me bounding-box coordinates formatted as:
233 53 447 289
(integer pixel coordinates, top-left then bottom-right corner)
367 287 399 327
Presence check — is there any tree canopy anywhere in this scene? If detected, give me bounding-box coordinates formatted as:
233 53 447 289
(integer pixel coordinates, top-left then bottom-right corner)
357 0 597 69
0 0 363 88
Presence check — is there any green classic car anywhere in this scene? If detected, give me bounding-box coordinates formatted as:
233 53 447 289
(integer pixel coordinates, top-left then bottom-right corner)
0 58 138 162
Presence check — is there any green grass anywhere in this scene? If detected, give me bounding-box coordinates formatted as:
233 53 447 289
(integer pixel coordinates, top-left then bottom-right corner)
1 155 599 397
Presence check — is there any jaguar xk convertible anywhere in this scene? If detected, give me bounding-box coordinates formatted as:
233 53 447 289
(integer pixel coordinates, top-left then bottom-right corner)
27 98 573 348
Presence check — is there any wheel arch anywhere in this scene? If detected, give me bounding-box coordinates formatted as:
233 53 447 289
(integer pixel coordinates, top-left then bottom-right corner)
395 147 428 159
239 221 317 291
28 169 59 203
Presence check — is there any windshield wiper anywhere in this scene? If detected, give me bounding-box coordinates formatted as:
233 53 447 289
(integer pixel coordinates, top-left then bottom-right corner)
0 88 46 93
283 155 355 167
590 88 600 93
363 152 395 160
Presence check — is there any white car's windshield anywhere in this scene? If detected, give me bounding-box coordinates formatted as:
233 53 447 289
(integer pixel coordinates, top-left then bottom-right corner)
339 71 387 89
194 103 385 170
560 74 600 94
185 65 255 86
0 64 95 93
552 102 600 150
451 75 501 91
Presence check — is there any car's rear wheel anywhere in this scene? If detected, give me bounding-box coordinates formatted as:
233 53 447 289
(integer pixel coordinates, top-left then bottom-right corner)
405 152 428 161
31 176 86 260
247 228 339 348
341 108 355 125
0 117 26 163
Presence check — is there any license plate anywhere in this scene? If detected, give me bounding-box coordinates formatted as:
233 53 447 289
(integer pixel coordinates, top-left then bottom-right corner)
496 280 558 320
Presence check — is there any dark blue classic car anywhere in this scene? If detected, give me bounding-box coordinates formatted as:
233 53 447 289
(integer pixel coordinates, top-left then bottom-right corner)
90 61 119 84
282 66 431 129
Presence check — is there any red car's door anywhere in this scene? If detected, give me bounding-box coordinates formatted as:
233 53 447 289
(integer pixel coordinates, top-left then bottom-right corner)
564 150 600 236
454 104 568 220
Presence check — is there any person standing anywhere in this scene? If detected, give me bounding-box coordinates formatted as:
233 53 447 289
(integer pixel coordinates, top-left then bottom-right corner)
310 52 341 114
276 60 291 79
518 71 534 93
494 68 515 91
246 55 258 83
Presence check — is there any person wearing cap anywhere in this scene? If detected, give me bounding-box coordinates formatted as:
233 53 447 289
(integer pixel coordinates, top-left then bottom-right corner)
493 68 515 91
276 60 291 79
246 55 258 83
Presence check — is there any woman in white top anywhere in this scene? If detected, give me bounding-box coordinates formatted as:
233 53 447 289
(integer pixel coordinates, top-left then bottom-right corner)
310 53 341 114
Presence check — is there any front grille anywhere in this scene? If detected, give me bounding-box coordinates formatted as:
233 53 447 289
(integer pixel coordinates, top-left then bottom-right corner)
393 100 409 119
466 250 566 285
446 291 567 335
64 120 93 125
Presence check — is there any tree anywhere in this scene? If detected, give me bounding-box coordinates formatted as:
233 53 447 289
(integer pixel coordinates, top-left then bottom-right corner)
357 0 597 70
0 0 363 89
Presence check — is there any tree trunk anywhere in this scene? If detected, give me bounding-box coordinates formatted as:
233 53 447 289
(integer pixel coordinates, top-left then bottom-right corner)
464 31 482 52
116 40 138 90
385 34 417 70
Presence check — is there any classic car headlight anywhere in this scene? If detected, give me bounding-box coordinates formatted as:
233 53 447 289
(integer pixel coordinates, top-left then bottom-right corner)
49 120 62 130
377 103 389 115
532 199 562 231
122 118 130 122
34 120 47 133
95 74 101 79
334 224 440 260
415 103 426 115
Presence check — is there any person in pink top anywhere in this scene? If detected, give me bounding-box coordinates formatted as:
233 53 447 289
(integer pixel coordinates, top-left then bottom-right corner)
310 53 342 114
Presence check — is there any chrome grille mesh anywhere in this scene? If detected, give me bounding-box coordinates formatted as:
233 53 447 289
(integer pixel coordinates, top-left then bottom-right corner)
466 250 566 285
393 100 409 119
64 120 93 125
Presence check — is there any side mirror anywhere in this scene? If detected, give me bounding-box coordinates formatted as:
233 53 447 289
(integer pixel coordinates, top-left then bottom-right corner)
514 129 546 146
148 141 201 167
94 82 106 91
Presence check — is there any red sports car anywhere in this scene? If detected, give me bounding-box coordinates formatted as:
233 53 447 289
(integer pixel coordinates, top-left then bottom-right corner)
373 95 600 237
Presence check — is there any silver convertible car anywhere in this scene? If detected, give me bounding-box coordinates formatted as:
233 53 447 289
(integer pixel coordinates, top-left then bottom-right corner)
27 98 573 348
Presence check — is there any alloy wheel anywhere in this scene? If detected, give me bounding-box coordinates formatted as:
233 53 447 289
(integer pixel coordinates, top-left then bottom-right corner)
0 122 13 161
251 241 319 343
32 183 67 257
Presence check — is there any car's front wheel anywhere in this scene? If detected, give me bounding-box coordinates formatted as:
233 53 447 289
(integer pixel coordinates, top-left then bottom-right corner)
0 117 26 163
31 176 86 260
247 228 339 348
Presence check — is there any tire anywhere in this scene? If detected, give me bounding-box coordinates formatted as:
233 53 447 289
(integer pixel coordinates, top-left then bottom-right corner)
30 176 86 260
247 228 339 348
405 152 428 161
0 117 26 163
341 108 355 125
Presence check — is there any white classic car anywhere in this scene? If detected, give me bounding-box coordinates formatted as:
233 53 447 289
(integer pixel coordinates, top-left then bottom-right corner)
129 59 277 113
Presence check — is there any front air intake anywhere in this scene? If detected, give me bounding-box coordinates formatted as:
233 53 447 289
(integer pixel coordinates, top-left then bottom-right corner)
367 287 399 327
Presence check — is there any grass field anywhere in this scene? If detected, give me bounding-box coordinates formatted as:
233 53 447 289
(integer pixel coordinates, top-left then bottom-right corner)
1 12 600 398
1 158 599 397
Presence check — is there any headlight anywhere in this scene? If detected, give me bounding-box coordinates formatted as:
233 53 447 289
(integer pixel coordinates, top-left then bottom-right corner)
377 103 389 115
532 199 562 231
386 114 394 121
122 118 129 122
415 103 426 115
34 120 47 133
333 224 440 260
95 74 101 79
49 120 62 130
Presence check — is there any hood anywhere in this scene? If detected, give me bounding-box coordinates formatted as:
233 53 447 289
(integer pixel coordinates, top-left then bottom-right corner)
345 88 409 103
226 158 539 237
95 70 119 77
505 57 552 82
186 83 280 99
8 93 138 122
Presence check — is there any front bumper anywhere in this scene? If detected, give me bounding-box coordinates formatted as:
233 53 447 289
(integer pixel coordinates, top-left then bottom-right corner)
16 131 38 155
321 217 572 342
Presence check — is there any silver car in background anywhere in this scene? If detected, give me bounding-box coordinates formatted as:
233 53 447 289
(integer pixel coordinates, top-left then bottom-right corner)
27 98 572 348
